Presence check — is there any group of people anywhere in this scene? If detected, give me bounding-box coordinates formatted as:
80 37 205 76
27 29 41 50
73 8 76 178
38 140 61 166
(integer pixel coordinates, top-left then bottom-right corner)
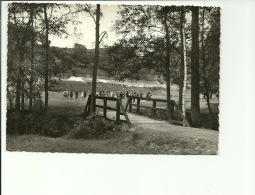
129 91 152 102
63 90 85 100
63 89 152 101
96 90 127 99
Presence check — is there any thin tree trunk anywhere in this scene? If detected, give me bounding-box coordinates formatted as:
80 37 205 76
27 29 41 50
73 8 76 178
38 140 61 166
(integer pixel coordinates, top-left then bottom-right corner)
21 80 25 112
90 4 100 115
163 7 171 109
15 67 21 135
44 5 49 111
191 6 201 128
7 86 13 109
182 31 187 117
201 8 213 128
181 7 188 127
178 6 184 111
29 6 34 110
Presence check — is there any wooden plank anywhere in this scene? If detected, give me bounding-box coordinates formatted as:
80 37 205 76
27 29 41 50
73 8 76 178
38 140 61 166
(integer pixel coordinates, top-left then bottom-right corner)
103 99 107 118
129 104 169 111
129 98 132 112
125 97 130 111
96 105 117 111
87 96 91 116
95 96 117 101
152 101 156 116
92 96 96 112
171 101 191 127
128 96 175 103
117 98 132 128
137 98 140 113
168 100 172 123
116 99 120 124
84 95 90 115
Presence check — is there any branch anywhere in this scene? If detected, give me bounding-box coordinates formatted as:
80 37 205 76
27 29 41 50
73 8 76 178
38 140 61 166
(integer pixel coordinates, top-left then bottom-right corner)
99 31 108 44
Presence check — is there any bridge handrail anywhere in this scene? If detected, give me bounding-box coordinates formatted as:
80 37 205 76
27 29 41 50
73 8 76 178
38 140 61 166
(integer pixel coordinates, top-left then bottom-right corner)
125 96 190 127
84 95 132 128
127 96 175 103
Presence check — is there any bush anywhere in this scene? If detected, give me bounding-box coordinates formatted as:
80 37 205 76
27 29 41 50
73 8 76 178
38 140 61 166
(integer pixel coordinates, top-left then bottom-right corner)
26 112 67 137
6 109 67 138
70 114 122 139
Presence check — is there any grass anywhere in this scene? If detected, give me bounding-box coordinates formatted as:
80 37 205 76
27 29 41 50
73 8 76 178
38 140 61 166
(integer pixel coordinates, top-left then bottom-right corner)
6 130 218 155
6 90 219 155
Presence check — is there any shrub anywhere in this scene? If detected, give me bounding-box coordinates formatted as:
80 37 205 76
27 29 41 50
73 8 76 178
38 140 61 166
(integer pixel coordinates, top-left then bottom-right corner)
70 114 122 139
6 109 67 138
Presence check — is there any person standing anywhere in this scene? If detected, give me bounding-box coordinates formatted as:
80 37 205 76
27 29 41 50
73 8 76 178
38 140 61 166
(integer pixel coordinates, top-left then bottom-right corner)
70 91 73 99
75 91 78 100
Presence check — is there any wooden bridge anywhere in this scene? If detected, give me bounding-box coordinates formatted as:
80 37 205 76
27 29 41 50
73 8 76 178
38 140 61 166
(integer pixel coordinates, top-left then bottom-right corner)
84 95 190 127
84 95 218 143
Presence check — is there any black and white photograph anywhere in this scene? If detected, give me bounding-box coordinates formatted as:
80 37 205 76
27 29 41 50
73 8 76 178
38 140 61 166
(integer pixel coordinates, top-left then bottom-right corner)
5 2 220 154
1 1 255 195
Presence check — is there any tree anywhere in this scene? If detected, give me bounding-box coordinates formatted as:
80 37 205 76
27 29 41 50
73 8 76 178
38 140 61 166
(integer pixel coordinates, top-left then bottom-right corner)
8 3 35 134
44 4 49 111
162 6 171 108
190 6 201 127
201 7 213 128
90 4 100 114
109 5 181 104
72 43 88 64
179 6 188 120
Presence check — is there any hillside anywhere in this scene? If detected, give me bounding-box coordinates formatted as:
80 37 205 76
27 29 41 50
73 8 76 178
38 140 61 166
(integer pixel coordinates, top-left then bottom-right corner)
51 45 160 82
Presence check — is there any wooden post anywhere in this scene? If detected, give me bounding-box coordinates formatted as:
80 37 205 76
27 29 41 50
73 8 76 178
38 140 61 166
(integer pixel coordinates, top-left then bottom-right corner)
84 95 91 116
168 100 172 123
117 99 132 128
103 98 107 118
116 99 120 124
128 97 132 112
87 95 91 116
137 98 140 113
93 96 96 113
152 100 156 117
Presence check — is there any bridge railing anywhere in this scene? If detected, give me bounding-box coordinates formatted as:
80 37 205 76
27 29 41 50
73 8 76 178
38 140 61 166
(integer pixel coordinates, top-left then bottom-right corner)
125 96 190 127
84 95 132 128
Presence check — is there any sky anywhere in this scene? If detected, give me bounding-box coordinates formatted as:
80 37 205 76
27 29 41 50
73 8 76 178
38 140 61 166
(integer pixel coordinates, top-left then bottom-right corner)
50 4 120 49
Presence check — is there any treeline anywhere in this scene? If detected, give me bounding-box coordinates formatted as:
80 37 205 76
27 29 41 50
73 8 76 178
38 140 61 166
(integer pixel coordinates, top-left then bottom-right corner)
7 3 105 134
106 5 220 128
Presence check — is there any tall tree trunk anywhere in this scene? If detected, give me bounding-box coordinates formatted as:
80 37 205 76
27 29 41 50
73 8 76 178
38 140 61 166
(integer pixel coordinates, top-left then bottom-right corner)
21 80 25 112
29 6 34 110
201 8 213 128
90 4 100 115
180 7 188 126
182 30 187 117
44 5 49 111
178 6 184 111
163 7 171 109
7 86 13 109
191 7 201 127
15 67 21 135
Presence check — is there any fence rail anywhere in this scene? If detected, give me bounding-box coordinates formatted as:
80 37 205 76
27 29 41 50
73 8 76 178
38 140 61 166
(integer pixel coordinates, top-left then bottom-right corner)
125 96 190 127
84 95 132 128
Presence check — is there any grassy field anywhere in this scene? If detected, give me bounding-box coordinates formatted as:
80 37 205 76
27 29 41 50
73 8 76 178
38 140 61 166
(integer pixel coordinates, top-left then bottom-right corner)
6 90 219 155
7 130 217 155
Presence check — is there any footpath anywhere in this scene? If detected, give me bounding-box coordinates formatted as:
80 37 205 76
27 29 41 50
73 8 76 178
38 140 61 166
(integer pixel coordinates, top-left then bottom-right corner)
105 111 219 144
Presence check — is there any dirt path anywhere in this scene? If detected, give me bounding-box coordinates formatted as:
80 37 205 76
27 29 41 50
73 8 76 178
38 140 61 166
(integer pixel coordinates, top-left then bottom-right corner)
105 111 219 144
